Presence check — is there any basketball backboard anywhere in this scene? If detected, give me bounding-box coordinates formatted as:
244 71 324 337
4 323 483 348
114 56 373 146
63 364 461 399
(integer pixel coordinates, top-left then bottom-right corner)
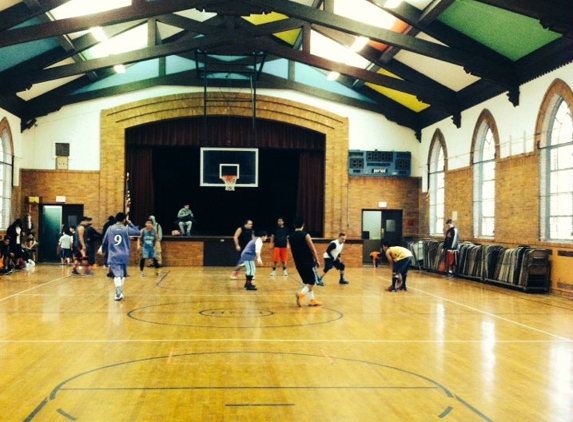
200 147 258 188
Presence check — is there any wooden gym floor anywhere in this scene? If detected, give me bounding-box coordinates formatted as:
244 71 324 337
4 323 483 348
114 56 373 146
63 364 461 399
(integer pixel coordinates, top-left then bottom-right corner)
0 263 571 422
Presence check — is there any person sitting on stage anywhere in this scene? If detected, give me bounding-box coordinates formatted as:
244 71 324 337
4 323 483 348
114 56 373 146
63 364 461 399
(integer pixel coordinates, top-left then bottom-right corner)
176 204 194 236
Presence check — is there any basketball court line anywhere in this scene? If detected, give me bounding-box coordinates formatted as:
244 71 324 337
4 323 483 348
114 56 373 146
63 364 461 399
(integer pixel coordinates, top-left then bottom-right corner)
0 275 69 303
1 272 570 344
411 286 573 342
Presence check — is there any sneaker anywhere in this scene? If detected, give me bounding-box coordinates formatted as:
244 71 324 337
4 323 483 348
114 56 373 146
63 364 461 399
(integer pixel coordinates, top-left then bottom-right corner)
316 277 324 286
230 271 239 280
339 279 349 285
140 272 145 278
114 288 124 301
385 286 397 292
244 282 257 289
84 270 93 276
245 284 258 291
399 285 407 291
270 270 276 276
283 269 288 276
308 299 322 307
295 292 304 307
71 270 81 276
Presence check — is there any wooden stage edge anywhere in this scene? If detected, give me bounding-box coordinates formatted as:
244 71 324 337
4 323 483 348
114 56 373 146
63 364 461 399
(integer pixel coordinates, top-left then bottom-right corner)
127 236 365 268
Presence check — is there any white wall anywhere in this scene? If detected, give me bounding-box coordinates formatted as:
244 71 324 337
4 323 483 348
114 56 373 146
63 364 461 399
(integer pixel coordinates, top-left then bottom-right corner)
18 86 422 174
418 62 573 190
1 109 22 186
8 62 572 181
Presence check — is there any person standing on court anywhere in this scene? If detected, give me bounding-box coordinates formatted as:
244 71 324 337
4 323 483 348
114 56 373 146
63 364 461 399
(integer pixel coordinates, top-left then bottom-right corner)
230 219 254 279
137 218 161 277
71 216 90 276
58 229 73 266
240 230 268 291
382 241 413 292
270 217 289 276
83 217 98 275
444 219 460 278
101 215 115 268
316 233 349 285
289 217 322 307
149 215 163 267
103 212 141 301
177 204 194 236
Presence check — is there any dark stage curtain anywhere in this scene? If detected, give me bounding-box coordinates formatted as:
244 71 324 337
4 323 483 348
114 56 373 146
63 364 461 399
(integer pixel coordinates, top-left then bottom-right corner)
297 151 324 232
125 116 325 235
126 147 154 225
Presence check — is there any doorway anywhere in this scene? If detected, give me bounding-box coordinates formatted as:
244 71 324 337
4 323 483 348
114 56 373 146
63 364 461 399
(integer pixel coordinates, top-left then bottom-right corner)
39 204 84 262
361 209 403 264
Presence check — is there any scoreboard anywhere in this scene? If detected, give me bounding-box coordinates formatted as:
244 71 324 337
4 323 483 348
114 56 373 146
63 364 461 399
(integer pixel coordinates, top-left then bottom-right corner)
348 150 411 177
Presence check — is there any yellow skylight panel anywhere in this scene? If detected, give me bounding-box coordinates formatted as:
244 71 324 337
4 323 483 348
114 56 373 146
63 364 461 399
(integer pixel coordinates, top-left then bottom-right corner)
242 11 288 26
366 82 430 112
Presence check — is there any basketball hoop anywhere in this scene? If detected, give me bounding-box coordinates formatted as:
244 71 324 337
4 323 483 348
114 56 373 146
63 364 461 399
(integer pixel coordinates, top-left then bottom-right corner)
221 175 238 191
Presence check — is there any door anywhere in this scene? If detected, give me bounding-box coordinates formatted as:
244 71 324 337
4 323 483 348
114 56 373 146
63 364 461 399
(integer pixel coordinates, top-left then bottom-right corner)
39 205 84 262
40 206 62 262
381 210 403 247
362 210 382 264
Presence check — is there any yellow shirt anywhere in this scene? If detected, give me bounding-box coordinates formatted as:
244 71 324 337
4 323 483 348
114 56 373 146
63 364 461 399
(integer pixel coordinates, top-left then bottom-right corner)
388 246 413 262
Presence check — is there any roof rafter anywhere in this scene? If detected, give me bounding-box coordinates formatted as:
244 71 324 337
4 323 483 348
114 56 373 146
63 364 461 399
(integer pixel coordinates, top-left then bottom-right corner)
243 0 515 87
0 0 211 47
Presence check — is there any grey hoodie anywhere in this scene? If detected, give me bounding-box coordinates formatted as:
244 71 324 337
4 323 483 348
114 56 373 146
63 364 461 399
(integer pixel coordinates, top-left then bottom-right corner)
149 215 163 241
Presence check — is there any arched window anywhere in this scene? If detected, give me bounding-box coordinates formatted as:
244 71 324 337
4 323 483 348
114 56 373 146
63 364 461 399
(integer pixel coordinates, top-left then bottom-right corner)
428 130 446 236
0 117 13 230
539 80 573 242
472 111 498 238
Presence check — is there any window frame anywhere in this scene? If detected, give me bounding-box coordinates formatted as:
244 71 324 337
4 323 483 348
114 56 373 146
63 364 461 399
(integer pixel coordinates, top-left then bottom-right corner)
0 117 14 231
428 130 446 236
538 81 573 243
471 110 499 239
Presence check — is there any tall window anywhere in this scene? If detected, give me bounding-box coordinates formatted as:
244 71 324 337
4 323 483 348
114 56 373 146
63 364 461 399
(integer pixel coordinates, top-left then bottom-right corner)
473 112 497 238
428 131 445 235
0 118 13 230
540 86 573 242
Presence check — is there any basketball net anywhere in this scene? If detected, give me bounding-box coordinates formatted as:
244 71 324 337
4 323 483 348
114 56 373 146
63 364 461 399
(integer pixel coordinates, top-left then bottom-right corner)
221 175 238 191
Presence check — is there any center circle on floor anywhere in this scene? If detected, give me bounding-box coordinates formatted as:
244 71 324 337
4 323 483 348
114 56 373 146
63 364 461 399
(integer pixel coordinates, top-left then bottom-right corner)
127 300 344 328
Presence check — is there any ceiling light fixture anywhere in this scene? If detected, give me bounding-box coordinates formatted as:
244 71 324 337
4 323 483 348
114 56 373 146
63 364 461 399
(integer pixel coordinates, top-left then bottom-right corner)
385 0 403 8
113 64 126 74
327 71 340 81
351 36 369 52
90 26 107 42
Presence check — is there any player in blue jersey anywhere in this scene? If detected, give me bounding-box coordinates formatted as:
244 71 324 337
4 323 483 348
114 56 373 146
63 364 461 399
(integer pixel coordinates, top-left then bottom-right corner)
102 212 141 301
137 218 160 277
240 230 267 291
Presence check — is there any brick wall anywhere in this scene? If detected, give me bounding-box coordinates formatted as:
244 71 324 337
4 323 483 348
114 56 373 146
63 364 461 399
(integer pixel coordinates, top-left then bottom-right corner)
100 93 349 239
19 169 101 223
444 167 472 242
15 93 572 296
347 176 422 238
